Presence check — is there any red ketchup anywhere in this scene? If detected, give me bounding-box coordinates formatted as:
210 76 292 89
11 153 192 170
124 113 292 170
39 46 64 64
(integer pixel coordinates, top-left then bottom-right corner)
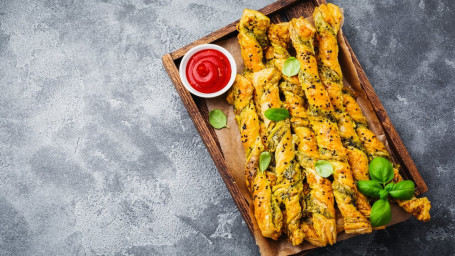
186 49 232 94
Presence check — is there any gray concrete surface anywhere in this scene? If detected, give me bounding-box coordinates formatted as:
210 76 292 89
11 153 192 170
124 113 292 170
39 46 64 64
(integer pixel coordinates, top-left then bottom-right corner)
0 0 453 255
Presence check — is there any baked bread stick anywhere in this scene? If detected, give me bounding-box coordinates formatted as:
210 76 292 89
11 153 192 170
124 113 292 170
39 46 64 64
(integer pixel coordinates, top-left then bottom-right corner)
226 10 285 239
344 93 431 222
237 9 270 80
289 17 372 234
313 3 372 218
253 68 305 245
268 24 336 246
227 75 283 240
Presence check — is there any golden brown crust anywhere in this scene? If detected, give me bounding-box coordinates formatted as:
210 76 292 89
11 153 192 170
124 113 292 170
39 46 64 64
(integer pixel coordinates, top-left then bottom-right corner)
269 24 337 246
314 4 372 219
343 93 368 126
344 93 431 222
237 9 270 73
234 11 290 240
228 4 430 246
392 168 431 222
313 4 343 110
229 74 284 241
290 16 372 234
253 68 306 245
253 171 284 239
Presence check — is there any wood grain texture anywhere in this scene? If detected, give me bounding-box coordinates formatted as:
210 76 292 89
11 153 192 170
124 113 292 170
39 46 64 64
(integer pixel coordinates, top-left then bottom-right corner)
162 0 428 240
162 54 254 231
283 0 317 19
341 35 428 195
170 0 300 60
195 96 223 155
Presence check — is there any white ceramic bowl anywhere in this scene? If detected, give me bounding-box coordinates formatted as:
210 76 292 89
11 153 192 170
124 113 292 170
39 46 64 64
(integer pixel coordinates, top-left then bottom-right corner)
179 44 236 98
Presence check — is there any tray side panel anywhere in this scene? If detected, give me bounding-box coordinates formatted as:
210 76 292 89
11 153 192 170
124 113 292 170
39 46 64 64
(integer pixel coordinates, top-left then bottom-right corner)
282 0 320 19
341 35 428 194
170 0 301 60
194 96 223 154
162 53 254 231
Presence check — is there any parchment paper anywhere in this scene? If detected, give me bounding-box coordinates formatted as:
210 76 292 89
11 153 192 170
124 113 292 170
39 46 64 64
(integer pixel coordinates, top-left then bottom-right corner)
203 16 411 256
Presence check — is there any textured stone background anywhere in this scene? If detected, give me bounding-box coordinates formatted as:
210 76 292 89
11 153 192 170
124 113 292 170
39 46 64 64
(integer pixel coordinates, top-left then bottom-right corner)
0 0 453 255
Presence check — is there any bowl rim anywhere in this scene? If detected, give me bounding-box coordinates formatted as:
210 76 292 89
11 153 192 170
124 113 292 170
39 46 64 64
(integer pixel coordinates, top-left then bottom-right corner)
179 44 237 98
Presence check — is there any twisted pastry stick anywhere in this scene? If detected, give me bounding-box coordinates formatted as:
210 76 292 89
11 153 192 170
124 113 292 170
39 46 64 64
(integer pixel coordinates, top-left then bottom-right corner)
289 17 372 234
227 75 283 239
268 23 335 246
226 9 284 240
237 9 270 146
252 68 305 244
252 68 306 245
314 7 430 223
343 93 431 222
237 9 270 80
313 4 371 219
281 80 337 246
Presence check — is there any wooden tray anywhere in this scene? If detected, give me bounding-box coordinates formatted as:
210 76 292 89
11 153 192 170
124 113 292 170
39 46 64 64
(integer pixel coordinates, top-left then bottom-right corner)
162 0 428 237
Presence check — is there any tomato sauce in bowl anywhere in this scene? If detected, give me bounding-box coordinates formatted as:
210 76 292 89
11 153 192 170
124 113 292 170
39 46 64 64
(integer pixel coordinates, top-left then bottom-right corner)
179 44 236 98
186 49 232 94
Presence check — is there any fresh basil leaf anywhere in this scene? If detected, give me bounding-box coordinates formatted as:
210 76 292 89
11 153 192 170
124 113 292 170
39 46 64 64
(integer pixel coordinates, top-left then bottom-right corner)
264 108 290 121
357 180 383 198
384 183 394 192
315 160 333 178
379 190 389 200
209 109 228 129
259 152 272 173
369 157 394 184
282 57 301 77
389 180 415 200
370 199 392 227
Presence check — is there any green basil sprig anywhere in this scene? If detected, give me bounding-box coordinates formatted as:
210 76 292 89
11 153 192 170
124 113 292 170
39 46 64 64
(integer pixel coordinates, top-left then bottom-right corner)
264 108 290 121
315 160 333 178
384 183 394 192
356 157 416 227
370 198 392 227
259 151 271 173
389 180 415 200
209 109 229 129
369 157 394 184
357 180 383 197
282 57 301 77
379 190 389 200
